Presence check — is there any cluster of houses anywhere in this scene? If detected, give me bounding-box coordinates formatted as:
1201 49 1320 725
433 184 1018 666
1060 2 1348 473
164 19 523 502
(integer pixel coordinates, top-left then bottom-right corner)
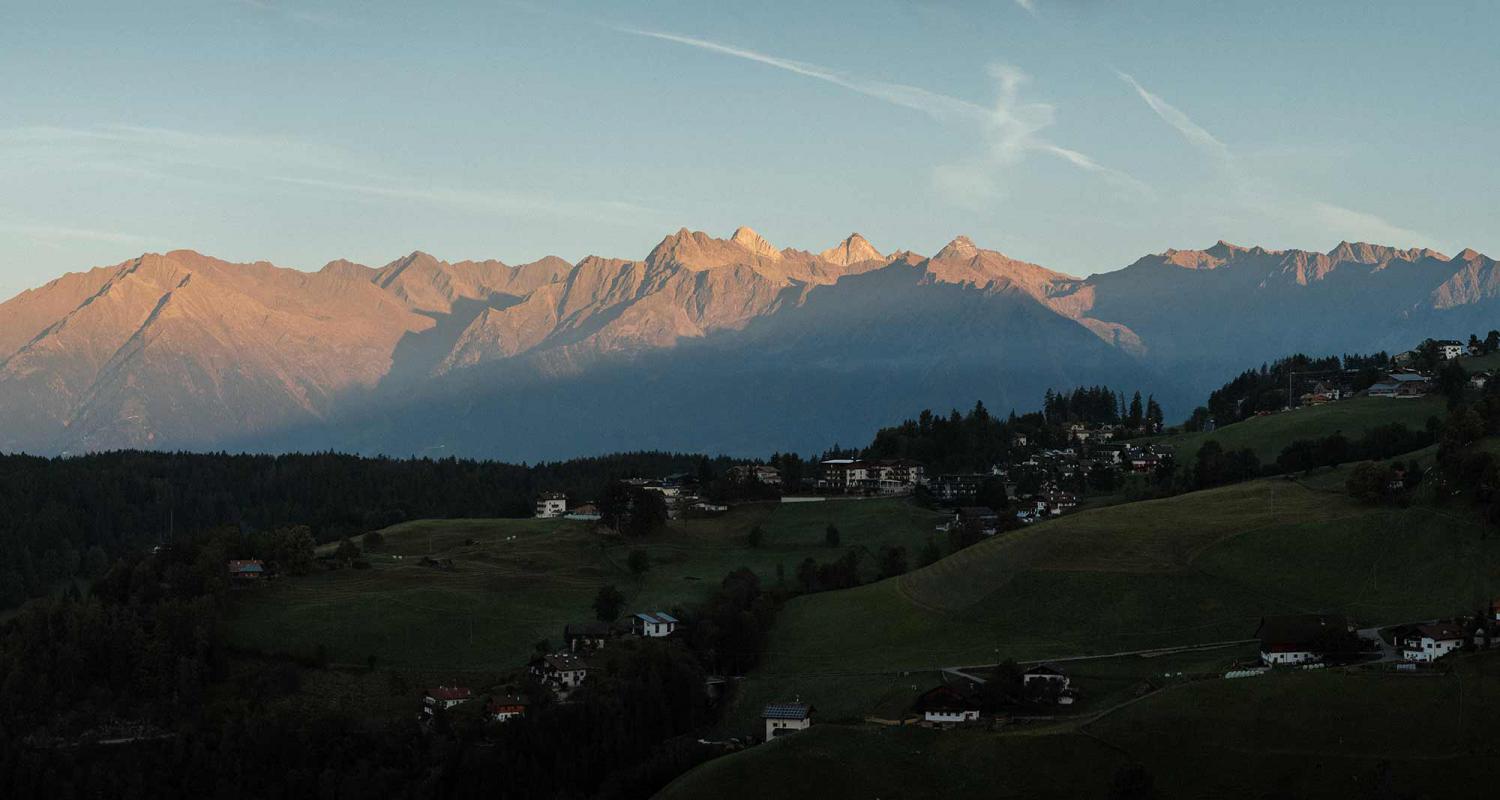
419 686 532 724
1254 606 1500 669
534 492 603 521
530 611 679 698
905 663 1075 728
416 609 684 725
1300 337 1493 405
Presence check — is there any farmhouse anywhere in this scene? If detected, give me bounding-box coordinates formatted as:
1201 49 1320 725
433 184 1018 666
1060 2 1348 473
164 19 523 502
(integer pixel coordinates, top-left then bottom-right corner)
1255 614 1351 666
421 686 473 717
535 491 567 518
227 559 265 582
486 692 529 722
565 502 601 521
1436 339 1466 360
761 702 813 740
533 652 590 691
1369 373 1431 398
914 685 981 724
563 621 615 652
1401 623 1466 663
1022 663 1071 690
632 611 678 638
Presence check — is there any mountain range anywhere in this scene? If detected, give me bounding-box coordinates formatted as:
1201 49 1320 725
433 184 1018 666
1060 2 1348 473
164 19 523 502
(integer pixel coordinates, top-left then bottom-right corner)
2 227 1495 459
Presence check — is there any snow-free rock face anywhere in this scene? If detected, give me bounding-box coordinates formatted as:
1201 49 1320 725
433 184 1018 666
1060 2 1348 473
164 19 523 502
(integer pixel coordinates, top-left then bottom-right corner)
819 233 884 266
0 227 1494 457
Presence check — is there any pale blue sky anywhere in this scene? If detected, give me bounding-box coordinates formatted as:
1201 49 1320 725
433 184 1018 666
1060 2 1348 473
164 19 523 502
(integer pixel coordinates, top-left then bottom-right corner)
2 0 1496 300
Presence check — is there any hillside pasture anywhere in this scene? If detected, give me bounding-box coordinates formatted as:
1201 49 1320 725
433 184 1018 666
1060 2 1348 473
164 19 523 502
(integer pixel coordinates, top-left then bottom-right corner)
1151 394 1444 464
750 469 1500 687
225 498 946 670
666 651 1500 800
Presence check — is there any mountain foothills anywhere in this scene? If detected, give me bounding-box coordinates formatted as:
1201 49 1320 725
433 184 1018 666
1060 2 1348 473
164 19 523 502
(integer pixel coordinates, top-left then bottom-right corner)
1 228 1496 458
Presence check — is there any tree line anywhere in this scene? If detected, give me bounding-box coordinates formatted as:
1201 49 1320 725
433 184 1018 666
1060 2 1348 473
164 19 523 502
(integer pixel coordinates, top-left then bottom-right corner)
0 449 733 610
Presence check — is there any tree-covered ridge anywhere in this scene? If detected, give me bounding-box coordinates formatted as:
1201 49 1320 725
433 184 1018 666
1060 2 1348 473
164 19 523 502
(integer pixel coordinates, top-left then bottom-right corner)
0 449 730 609
861 385 1159 474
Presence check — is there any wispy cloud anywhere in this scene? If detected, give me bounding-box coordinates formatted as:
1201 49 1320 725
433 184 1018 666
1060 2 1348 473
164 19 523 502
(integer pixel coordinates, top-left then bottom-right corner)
1116 71 1230 162
0 222 158 247
0 123 659 229
1014 0 1038 15
1116 71 1434 248
621 28 1143 204
620 28 981 122
269 176 662 228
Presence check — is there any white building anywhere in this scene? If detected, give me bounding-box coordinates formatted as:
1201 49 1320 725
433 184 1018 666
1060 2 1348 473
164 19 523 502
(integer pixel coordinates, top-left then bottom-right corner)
761 702 812 740
1436 340 1466 360
421 686 473 717
632 611 678 638
533 652 590 691
535 492 567 518
1402 623 1466 663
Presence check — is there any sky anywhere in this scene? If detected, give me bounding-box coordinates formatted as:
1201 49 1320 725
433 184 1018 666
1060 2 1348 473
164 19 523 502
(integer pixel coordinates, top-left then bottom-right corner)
1 0 1497 300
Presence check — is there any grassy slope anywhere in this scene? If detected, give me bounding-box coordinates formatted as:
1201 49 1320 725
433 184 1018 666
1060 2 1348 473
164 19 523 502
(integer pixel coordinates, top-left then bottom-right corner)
225 498 945 670
724 466 1500 737
1148 394 1445 463
664 651 1500 800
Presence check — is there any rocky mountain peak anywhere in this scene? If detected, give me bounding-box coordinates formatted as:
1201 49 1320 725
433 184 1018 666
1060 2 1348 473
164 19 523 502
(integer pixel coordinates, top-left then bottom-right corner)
819 233 883 266
935 236 981 260
729 226 783 260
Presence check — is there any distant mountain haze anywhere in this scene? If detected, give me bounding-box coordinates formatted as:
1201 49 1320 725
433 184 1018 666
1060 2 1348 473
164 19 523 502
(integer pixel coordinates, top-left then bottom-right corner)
0 227 1493 459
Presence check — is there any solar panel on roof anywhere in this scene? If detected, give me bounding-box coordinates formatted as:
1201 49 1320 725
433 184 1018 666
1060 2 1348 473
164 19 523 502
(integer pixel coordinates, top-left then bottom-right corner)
761 703 810 719
657 612 678 623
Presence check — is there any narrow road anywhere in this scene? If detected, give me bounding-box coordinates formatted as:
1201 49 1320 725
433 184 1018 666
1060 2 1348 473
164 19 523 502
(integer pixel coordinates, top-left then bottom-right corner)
942 638 1258 684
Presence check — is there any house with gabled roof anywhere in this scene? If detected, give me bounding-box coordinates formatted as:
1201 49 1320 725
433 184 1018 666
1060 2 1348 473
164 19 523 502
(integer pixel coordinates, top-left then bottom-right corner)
1255 614 1351 666
532 652 590 692
486 692 529 722
632 611 678 638
227 559 265 582
1401 623 1466 663
761 701 813 740
421 686 473 717
914 684 980 724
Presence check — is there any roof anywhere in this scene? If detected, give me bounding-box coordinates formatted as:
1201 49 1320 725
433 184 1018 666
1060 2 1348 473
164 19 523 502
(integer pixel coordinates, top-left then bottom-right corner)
635 611 678 624
227 560 264 573
1255 614 1349 646
538 491 566 500
915 685 979 713
1024 663 1067 677
761 702 812 720
543 652 589 672
1414 623 1466 642
427 686 472 702
1390 373 1430 383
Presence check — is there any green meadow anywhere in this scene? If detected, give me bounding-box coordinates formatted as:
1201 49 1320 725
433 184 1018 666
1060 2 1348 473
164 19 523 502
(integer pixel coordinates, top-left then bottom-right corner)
1148 394 1445 463
225 498 946 670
